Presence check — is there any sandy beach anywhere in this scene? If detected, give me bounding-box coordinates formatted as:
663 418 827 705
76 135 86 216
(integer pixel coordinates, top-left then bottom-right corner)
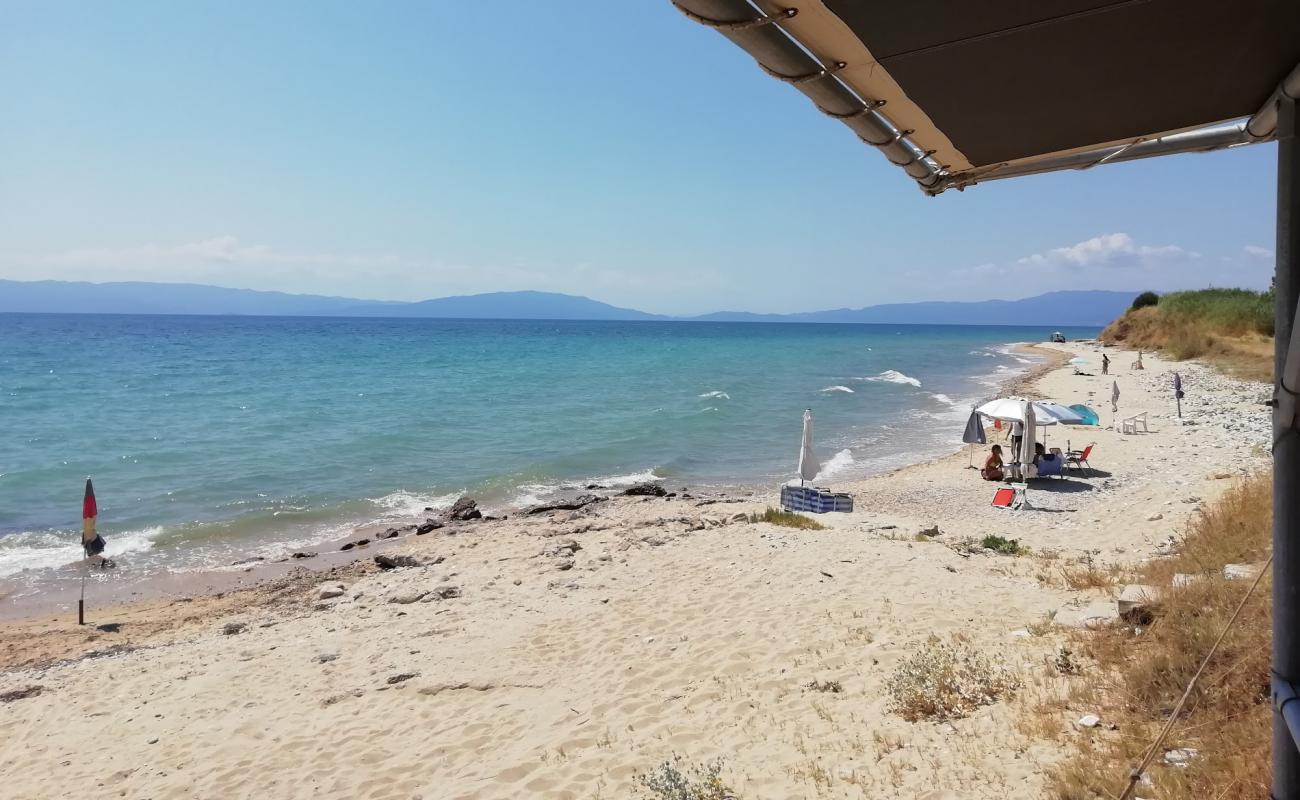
0 341 1271 800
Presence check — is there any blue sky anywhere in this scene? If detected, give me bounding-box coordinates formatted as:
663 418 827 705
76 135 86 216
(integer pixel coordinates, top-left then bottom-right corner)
0 1 1278 315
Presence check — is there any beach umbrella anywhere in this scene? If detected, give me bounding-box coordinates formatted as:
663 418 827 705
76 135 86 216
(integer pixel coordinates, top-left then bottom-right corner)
1111 380 1121 426
975 397 1073 426
798 409 819 485
962 410 986 467
1174 372 1185 418
82 478 105 558
1068 404 1100 426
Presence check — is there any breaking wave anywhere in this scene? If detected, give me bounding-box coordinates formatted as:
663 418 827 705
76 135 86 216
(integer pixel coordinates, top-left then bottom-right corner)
820 385 855 394
0 525 165 578
698 391 730 400
864 370 922 388
815 448 855 480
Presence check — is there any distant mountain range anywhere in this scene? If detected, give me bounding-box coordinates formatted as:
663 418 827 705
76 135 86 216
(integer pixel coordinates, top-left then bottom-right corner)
0 279 1135 326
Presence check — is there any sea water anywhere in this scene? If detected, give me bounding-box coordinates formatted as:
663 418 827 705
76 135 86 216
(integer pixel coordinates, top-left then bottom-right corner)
0 314 1099 582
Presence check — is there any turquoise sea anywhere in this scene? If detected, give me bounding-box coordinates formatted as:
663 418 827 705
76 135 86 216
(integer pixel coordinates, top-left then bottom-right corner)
0 314 1099 584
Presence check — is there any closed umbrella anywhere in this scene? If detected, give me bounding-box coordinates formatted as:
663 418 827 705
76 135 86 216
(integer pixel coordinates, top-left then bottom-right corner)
962 410 986 467
1020 399 1038 476
1111 380 1121 427
798 409 819 484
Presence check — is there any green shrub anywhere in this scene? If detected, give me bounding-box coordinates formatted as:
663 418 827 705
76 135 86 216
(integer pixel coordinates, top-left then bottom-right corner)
748 507 825 530
1131 291 1160 310
636 756 736 800
981 534 1024 555
886 637 1020 721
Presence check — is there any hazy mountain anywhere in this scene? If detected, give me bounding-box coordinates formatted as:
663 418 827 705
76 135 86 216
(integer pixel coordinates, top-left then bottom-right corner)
342 290 663 320
694 291 1136 326
0 279 397 316
0 279 1135 326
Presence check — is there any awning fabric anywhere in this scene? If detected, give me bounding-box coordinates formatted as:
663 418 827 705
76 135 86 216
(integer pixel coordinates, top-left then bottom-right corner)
673 0 1300 194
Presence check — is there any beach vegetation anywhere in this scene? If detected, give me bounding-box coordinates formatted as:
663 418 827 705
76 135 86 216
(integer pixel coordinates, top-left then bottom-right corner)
805 678 843 693
635 755 736 800
747 508 825 530
1131 290 1159 310
885 636 1020 721
979 534 1025 555
1102 288 1273 380
1045 474 1271 799
1059 554 1121 590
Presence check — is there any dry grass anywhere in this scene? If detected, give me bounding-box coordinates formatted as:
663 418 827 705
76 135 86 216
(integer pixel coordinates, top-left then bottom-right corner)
1059 555 1124 591
1101 293 1274 381
1045 475 1272 799
748 508 825 530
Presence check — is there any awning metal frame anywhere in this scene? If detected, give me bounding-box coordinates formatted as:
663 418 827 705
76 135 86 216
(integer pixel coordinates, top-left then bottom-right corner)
675 0 1300 195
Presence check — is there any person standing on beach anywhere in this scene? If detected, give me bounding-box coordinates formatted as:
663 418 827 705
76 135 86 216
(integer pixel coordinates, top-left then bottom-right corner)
1102 353 1110 375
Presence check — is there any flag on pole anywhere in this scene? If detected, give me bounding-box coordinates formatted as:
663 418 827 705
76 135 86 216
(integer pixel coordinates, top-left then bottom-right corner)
82 478 105 557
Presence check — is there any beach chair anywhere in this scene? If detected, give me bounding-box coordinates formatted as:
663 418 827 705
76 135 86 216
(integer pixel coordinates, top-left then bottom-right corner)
1120 412 1149 435
1036 456 1064 479
992 484 1029 509
1066 444 1095 475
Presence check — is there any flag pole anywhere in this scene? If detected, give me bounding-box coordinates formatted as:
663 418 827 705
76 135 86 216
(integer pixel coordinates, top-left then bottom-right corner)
78 574 85 625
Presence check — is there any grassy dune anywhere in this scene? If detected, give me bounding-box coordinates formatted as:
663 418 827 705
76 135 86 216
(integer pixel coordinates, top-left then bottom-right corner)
1046 474 1271 799
1101 289 1273 380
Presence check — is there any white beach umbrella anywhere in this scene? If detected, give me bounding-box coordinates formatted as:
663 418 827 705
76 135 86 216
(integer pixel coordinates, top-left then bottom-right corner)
976 397 1083 427
798 408 819 484
975 397 1035 424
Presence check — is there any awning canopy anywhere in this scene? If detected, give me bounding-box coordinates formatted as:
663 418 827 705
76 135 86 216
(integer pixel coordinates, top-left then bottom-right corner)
673 0 1300 194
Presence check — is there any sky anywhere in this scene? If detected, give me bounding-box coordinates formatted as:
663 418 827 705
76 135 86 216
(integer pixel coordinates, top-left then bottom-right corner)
0 1 1279 316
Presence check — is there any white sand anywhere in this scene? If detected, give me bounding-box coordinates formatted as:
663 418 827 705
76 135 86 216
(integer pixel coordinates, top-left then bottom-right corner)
0 342 1270 799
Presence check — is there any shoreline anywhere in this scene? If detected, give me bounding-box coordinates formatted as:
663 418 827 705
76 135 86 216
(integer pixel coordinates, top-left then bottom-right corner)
0 340 1062 622
0 339 1272 798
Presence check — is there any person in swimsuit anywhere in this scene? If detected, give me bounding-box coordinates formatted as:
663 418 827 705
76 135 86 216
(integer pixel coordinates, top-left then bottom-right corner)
982 444 1005 481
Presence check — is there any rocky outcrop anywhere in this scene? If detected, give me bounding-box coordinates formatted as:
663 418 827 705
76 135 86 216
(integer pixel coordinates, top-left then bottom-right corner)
525 494 605 515
447 496 482 521
622 483 668 497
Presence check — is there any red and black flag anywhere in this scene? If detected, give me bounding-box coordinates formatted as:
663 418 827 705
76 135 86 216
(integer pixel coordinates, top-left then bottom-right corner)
82 478 105 557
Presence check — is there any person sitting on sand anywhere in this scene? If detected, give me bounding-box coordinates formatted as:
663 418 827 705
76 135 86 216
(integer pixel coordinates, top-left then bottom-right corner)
1033 442 1057 466
981 445 1005 481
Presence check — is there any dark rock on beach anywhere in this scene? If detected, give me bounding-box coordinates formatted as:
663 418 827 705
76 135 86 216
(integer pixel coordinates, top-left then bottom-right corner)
525 494 606 515
0 686 43 703
374 554 419 570
622 482 667 497
291 551 317 559
416 520 443 535
376 528 400 540
447 496 482 521
222 622 247 636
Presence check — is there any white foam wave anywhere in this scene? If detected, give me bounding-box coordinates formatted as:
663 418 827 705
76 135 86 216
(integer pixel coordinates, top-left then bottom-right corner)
0 525 164 578
512 469 663 507
931 393 956 406
864 370 922 388
820 385 855 394
698 391 730 400
815 448 854 480
370 490 459 519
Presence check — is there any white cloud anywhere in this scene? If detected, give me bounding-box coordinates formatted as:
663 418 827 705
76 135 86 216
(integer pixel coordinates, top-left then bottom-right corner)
1244 244 1274 259
1017 232 1193 268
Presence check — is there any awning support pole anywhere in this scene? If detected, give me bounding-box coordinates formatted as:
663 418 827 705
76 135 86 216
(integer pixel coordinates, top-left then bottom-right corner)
1274 90 1300 799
